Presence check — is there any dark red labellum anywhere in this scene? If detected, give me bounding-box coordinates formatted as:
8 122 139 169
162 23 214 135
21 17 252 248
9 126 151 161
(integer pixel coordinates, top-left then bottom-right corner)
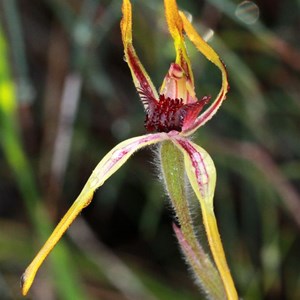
144 95 210 133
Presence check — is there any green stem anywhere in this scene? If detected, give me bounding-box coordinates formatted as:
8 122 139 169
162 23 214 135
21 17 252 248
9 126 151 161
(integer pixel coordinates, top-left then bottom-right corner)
160 141 226 299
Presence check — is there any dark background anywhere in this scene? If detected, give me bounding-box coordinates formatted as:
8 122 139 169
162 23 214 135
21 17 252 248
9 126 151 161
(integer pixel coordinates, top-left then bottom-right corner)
0 0 299 299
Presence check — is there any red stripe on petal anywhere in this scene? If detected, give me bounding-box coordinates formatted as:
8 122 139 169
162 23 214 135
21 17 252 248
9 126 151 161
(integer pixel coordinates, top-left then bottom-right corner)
175 138 210 199
182 96 211 132
126 46 158 107
183 60 229 135
197 90 225 126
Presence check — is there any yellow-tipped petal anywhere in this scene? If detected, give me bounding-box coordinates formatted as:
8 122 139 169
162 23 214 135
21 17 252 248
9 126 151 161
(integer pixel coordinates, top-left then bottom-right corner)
173 137 238 300
120 0 132 45
179 11 229 134
21 133 167 296
163 0 194 86
164 0 183 42
121 0 158 106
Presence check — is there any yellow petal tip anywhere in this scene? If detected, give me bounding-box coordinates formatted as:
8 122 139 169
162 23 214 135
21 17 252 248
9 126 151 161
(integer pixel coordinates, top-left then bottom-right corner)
121 0 132 45
164 0 183 42
20 271 30 296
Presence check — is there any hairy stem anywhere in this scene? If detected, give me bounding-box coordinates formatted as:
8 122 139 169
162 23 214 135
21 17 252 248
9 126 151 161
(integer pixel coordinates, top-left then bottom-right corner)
160 141 226 299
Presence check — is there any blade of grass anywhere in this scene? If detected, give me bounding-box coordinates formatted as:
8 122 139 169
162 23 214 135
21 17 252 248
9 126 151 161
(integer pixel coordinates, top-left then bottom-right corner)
0 27 87 300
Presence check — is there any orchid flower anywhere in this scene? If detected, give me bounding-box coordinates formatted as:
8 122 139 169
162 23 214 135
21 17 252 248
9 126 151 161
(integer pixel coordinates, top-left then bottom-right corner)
21 0 238 298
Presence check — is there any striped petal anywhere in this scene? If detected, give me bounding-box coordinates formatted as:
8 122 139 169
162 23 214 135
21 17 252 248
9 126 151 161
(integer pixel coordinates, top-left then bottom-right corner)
21 132 168 296
172 137 216 207
179 11 229 135
172 137 238 299
121 0 158 110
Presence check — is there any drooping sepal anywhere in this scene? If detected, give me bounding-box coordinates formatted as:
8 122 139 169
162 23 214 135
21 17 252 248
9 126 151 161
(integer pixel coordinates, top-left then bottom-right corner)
121 0 158 110
178 11 229 135
21 133 168 296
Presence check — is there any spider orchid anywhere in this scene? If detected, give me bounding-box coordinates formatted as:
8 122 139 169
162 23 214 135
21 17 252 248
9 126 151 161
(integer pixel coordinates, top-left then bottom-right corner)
21 0 238 298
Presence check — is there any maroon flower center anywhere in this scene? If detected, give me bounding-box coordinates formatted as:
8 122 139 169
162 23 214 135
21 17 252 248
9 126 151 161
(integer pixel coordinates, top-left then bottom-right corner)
144 94 210 133
145 95 185 132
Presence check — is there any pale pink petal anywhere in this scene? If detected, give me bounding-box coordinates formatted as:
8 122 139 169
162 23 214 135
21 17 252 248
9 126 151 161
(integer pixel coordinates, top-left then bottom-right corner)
172 136 216 205
21 132 168 296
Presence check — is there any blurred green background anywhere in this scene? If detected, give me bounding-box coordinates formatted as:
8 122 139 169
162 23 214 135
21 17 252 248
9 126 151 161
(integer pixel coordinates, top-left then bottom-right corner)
0 0 300 299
